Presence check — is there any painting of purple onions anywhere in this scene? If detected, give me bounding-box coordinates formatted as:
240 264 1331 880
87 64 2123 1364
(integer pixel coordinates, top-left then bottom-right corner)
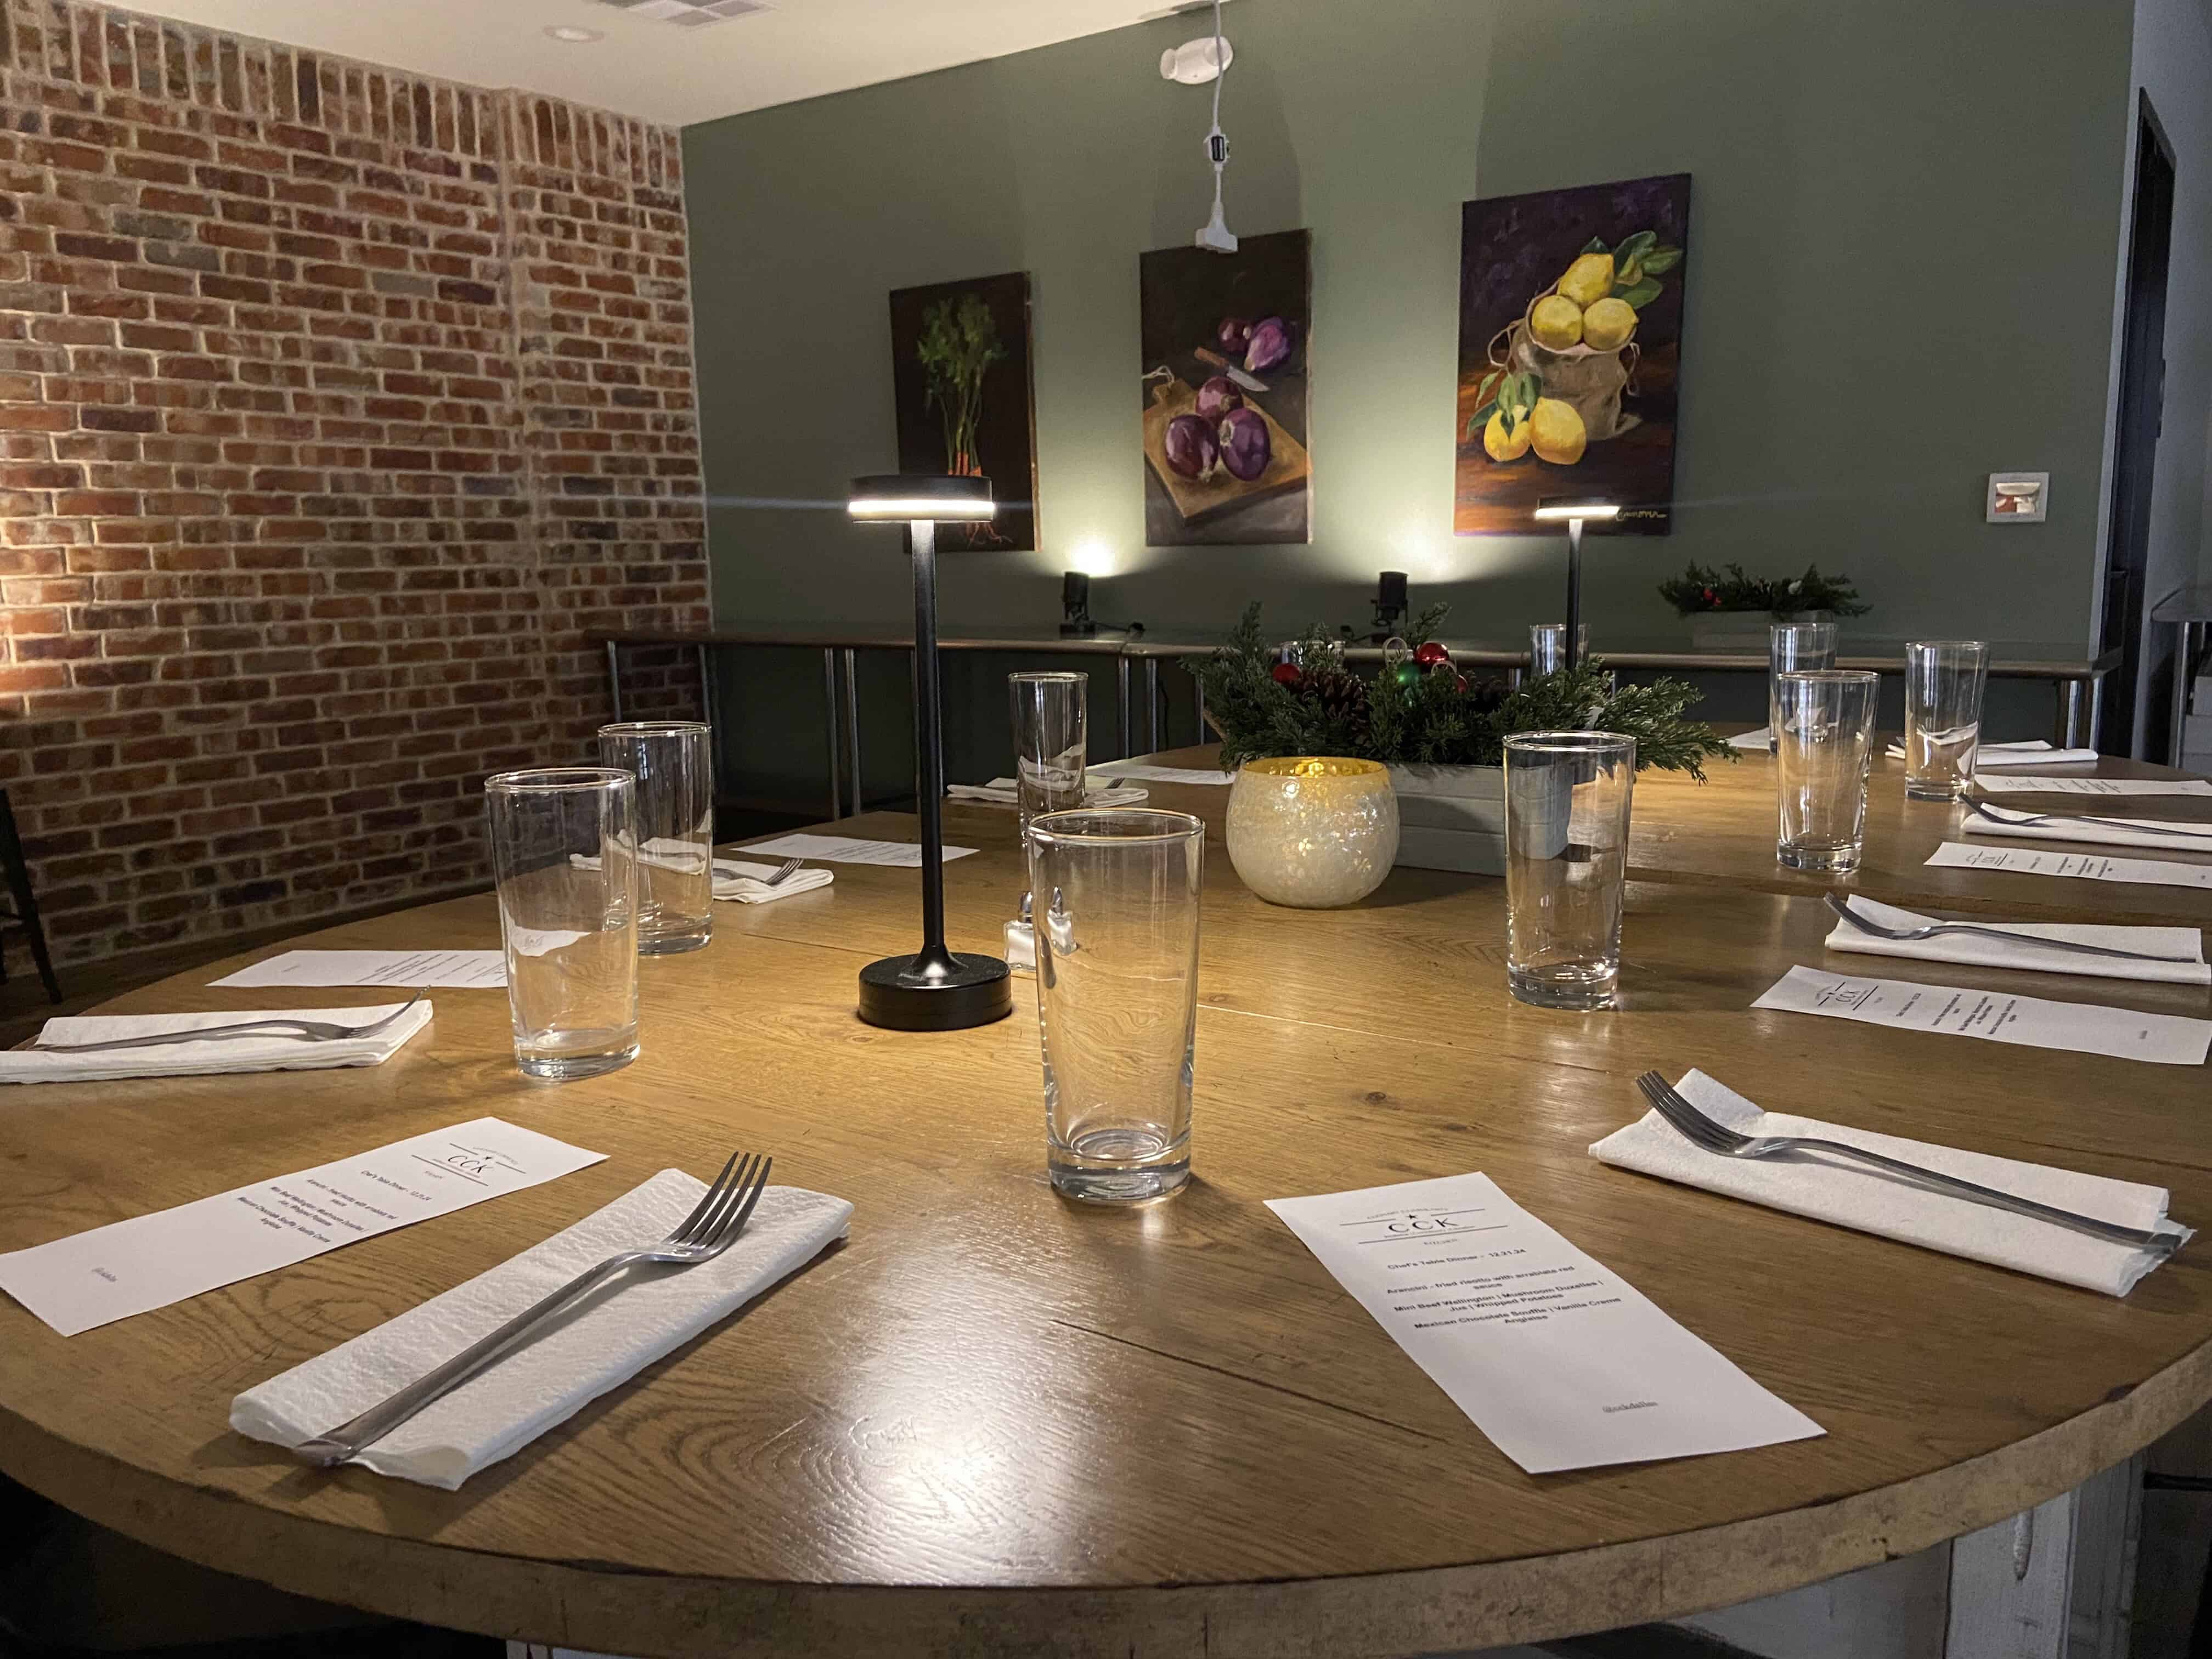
1139 228 1311 545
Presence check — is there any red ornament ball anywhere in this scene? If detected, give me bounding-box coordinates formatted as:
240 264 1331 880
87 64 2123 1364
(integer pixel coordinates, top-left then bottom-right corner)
1271 662 1302 686
1413 641 1451 668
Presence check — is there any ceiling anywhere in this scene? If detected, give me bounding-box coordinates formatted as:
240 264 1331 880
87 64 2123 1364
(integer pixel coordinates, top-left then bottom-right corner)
112 0 1197 126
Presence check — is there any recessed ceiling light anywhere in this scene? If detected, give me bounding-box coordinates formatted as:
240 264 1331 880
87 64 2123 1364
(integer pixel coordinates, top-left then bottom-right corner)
544 24 605 42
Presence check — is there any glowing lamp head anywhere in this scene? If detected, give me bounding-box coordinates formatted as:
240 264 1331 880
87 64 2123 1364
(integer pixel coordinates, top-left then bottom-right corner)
848 473 996 523
1532 496 1621 523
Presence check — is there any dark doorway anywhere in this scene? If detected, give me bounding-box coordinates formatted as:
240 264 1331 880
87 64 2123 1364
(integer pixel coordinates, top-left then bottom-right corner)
2101 92 2175 757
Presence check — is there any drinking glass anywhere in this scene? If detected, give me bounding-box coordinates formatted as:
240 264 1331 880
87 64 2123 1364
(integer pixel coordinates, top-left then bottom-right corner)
1903 640 1989 800
1774 670 1880 871
1528 623 1588 678
1768 623 1838 753
485 768 640 1080
597 720 713 954
1502 731 1635 1010
1009 672 1088 836
1029 808 1205 1204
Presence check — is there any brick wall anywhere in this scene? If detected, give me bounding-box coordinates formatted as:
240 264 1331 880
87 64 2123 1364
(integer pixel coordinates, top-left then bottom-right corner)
0 0 709 968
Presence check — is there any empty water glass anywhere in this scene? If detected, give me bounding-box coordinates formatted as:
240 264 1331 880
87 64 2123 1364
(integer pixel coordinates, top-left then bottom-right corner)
486 768 639 1080
1009 672 1088 836
1029 809 1204 1204
598 720 713 954
1903 640 1989 800
1769 623 1837 753
1503 731 1635 1010
1529 623 1587 678
1775 670 1879 871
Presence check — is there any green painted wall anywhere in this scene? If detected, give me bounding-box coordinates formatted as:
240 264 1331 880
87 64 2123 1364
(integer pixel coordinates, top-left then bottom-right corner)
682 0 2140 797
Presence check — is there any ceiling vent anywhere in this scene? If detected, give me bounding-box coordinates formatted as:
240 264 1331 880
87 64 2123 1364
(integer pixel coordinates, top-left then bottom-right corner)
590 0 772 27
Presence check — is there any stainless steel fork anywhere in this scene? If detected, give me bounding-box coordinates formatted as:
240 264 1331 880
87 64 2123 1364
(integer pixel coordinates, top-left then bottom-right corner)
292 1150 773 1468
32 990 429 1054
762 858 805 887
1967 797 2212 842
1633 1071 2180 1255
1822 893 2200 964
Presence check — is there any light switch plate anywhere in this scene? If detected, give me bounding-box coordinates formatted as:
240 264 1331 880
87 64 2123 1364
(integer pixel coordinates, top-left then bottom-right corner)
1987 471 2049 523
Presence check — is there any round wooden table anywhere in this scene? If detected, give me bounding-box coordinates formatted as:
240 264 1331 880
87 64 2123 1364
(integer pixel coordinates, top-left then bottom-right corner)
4 774 2212 1658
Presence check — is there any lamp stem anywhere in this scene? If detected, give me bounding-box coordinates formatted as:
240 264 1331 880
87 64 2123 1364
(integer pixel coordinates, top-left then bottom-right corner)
907 519 954 974
1564 516 1584 672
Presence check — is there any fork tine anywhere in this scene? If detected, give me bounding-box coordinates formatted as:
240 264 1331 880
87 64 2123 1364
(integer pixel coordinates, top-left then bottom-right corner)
695 1155 773 1258
667 1152 747 1247
1651 1075 1746 1151
1638 1072 1733 1150
1635 1071 1695 1129
679 1152 761 1249
373 987 428 1028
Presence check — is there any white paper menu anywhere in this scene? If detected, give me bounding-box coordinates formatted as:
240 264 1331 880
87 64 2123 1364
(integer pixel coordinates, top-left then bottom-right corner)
213 949 507 990
1267 1173 1822 1473
1971 775 2212 797
1753 964 2212 1065
0 1118 605 1336
738 833 976 867
1928 840 2212 891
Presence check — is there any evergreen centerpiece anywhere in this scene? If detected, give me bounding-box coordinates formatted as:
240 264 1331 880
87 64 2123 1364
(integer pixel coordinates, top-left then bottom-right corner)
1657 561 1870 619
1194 602 1731 781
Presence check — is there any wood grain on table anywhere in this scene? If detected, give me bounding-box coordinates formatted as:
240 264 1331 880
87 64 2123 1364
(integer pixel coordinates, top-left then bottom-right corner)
0 770 2209 1658
1135 742 2212 926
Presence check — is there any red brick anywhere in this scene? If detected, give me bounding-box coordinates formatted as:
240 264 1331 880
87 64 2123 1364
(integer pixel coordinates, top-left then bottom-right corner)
6 4 705 973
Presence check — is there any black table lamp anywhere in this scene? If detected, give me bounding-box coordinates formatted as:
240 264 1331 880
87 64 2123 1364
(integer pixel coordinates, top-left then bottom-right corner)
1532 496 1620 670
848 474 1014 1031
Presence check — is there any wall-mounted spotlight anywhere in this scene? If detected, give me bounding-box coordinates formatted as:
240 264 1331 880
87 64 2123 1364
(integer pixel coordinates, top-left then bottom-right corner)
1370 570 1408 642
1060 572 1097 637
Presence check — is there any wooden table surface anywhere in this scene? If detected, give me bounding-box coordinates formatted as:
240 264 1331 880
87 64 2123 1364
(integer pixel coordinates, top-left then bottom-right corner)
3 768 2212 1658
1132 742 2212 926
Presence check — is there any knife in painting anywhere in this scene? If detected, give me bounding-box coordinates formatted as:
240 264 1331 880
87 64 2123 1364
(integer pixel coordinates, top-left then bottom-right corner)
1194 347 1268 394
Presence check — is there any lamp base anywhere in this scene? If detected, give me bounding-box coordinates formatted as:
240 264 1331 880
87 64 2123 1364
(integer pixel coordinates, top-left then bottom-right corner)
857 951 1014 1031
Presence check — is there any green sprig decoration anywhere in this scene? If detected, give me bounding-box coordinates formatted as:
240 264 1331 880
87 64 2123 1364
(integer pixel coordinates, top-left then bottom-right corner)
1657 561 1870 618
1192 603 1732 781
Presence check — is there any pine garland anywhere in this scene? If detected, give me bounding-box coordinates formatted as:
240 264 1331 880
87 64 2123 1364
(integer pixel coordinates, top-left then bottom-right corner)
1192 603 1733 781
1656 561 1870 618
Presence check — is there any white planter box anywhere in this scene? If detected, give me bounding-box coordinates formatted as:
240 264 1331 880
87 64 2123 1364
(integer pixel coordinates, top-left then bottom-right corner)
1387 763 1506 875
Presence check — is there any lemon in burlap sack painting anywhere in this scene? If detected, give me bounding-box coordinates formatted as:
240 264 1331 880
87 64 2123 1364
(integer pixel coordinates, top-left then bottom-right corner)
1455 174 1689 536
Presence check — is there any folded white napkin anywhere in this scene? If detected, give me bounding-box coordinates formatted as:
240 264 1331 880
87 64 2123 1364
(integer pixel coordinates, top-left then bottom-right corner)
1727 726 1771 751
1825 894 2208 985
1961 801 2212 853
231 1169 852 1488
573 837 710 876
945 776 1150 808
712 857 834 904
0 1002 432 1086
1087 761 1238 786
1589 1070 2188 1295
1886 739 2101 768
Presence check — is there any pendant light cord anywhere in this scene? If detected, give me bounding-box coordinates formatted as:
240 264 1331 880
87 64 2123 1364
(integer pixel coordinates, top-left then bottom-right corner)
1207 0 1227 220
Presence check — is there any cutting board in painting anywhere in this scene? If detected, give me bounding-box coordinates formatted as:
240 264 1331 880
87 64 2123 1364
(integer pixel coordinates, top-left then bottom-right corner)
1139 228 1312 546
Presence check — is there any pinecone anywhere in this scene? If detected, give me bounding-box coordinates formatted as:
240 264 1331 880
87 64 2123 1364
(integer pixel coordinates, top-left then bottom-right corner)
1296 669 1372 744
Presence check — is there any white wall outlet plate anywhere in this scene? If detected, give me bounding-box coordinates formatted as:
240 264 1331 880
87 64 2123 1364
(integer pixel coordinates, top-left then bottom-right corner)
1987 471 2049 523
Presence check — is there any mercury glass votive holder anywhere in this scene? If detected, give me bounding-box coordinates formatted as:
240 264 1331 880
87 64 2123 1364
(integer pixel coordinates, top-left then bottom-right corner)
1224 757 1400 909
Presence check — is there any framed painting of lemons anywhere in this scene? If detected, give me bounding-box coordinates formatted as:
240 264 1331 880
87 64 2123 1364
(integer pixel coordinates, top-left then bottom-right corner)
1455 173 1690 535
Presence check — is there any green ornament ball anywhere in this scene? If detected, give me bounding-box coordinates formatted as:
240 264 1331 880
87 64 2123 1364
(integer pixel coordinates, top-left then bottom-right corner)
1393 662 1422 687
